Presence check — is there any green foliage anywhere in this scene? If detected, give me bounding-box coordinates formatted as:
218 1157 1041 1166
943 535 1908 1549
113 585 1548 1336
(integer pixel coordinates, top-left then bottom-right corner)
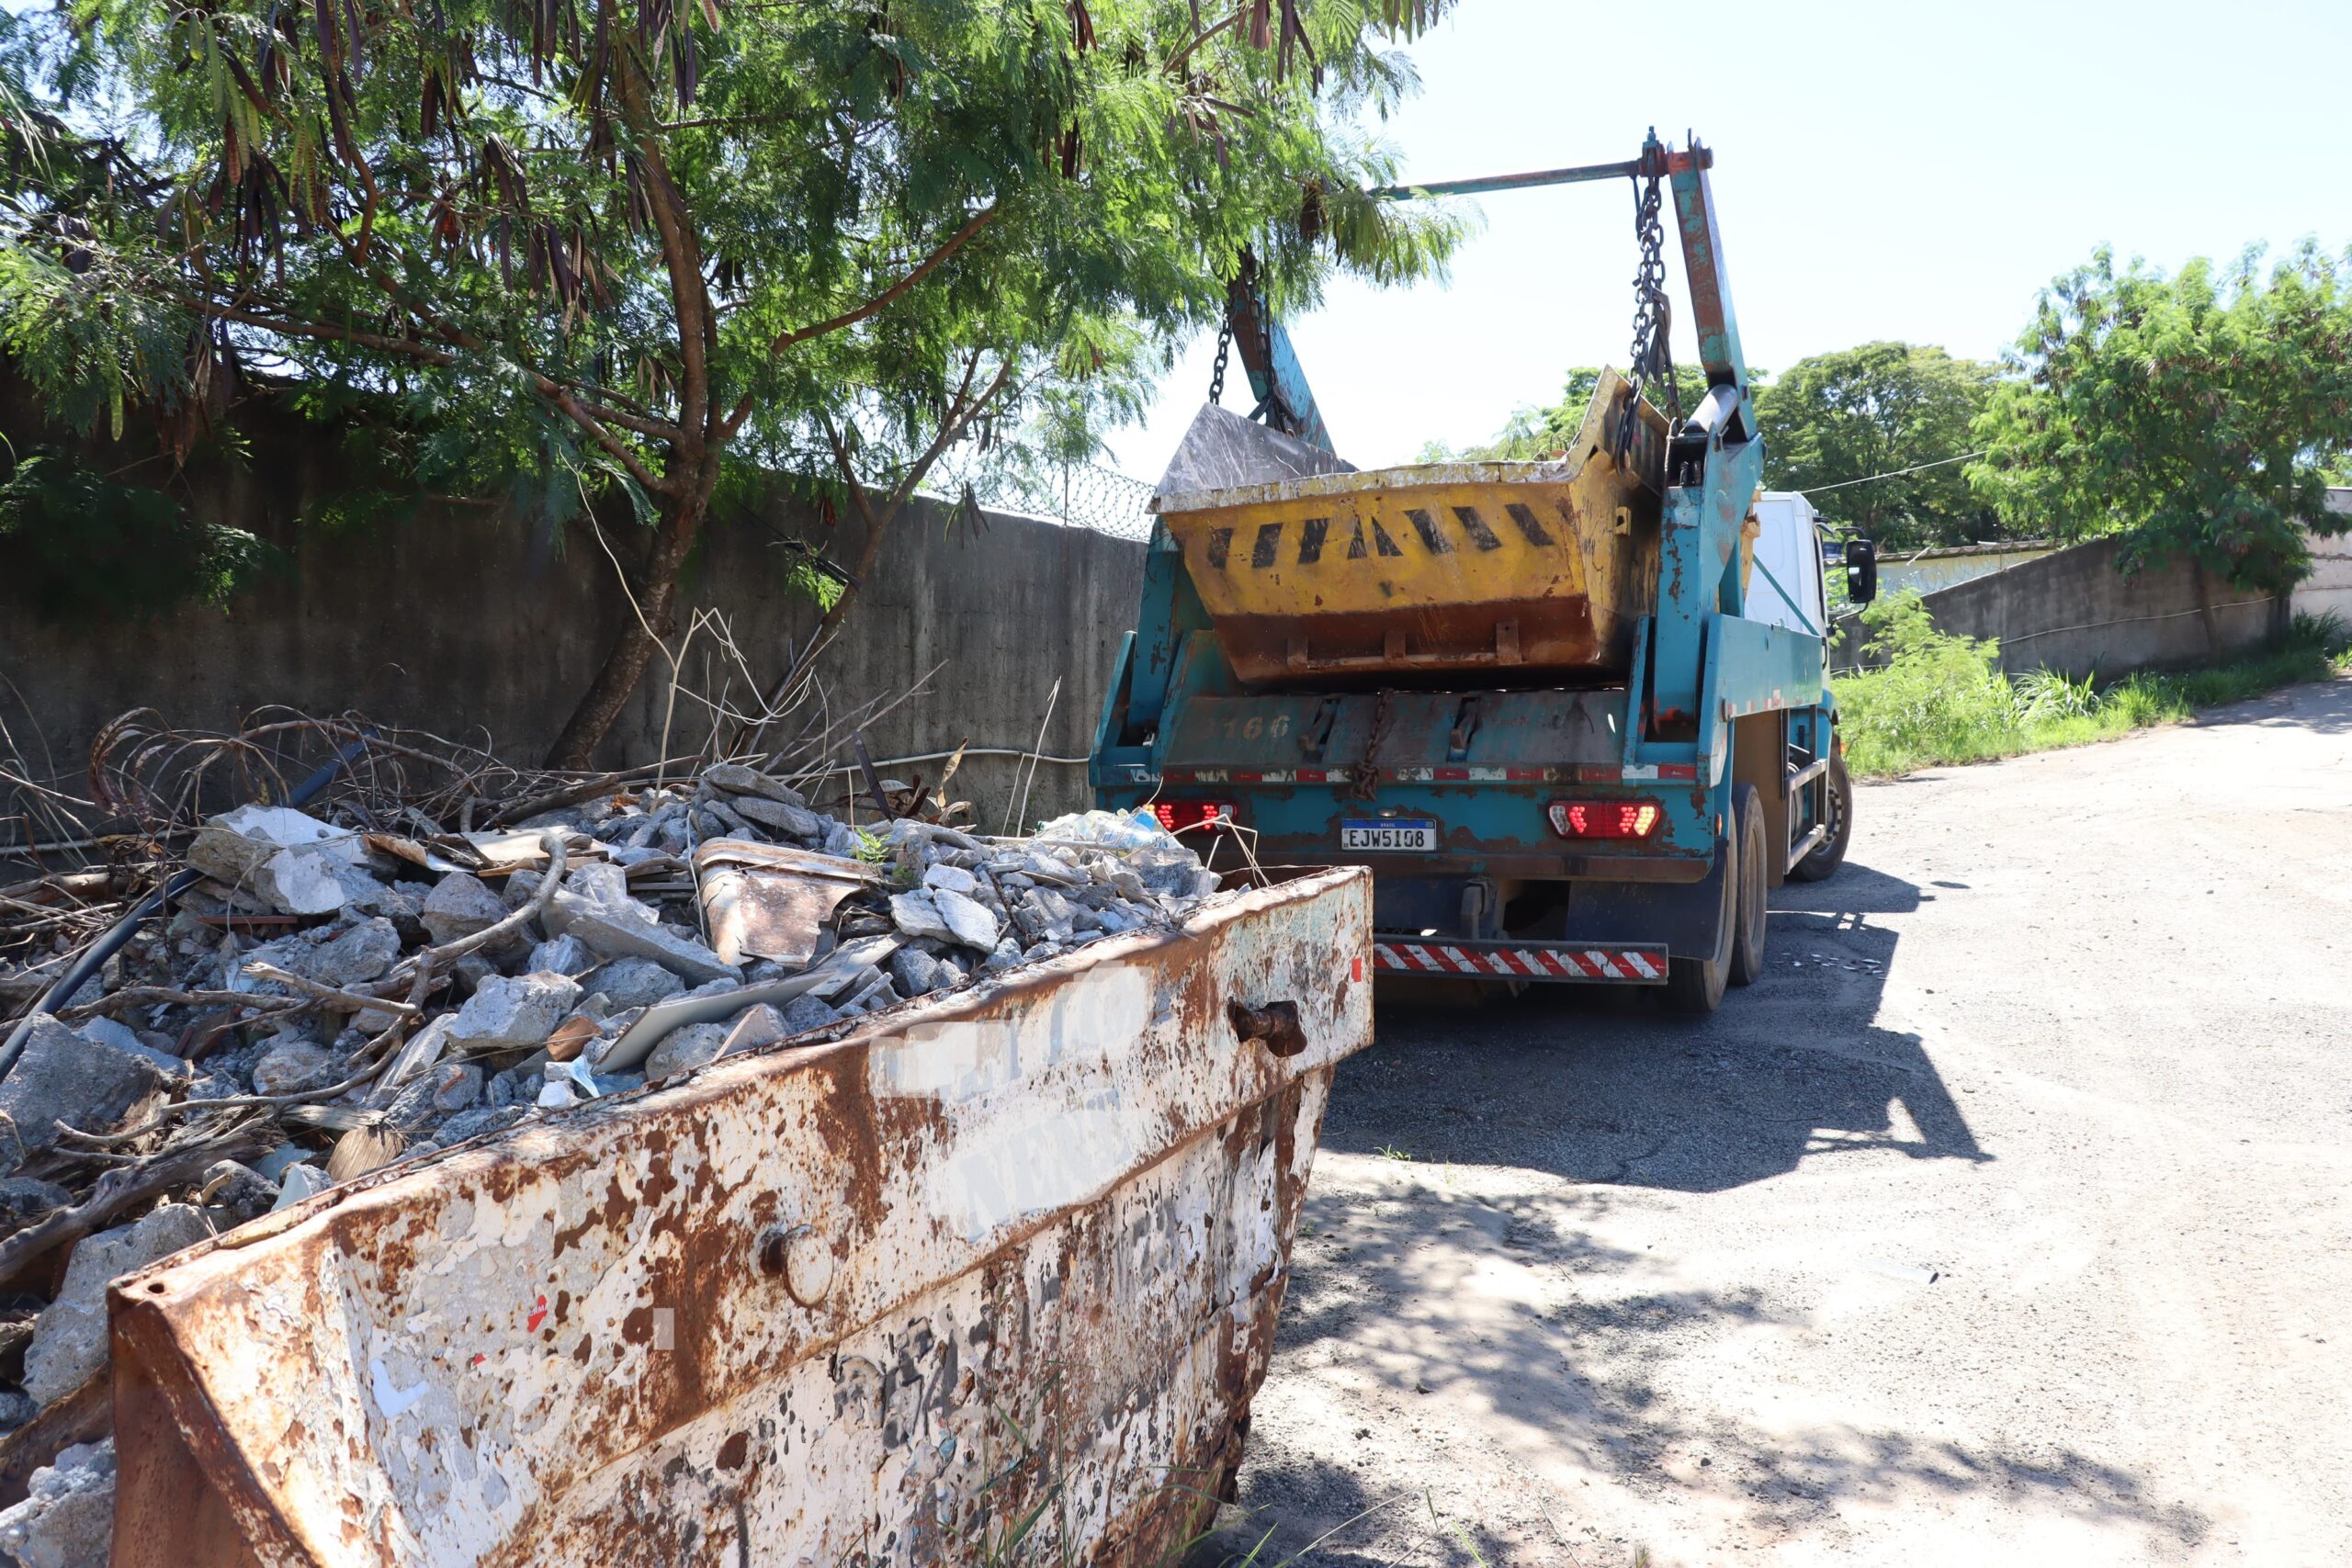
1835 592 2352 777
0 0 1468 506
1970 243 2352 595
1753 342 2000 549
0 446 286 617
1427 363 1712 462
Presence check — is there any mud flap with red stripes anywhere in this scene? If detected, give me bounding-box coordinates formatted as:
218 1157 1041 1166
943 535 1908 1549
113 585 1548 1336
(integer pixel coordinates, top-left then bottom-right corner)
1372 939 1670 984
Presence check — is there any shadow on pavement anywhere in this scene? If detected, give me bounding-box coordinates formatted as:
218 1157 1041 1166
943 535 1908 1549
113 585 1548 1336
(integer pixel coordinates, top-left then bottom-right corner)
2203 671 2352 733
1187 1170 2210 1566
1323 860 1984 1194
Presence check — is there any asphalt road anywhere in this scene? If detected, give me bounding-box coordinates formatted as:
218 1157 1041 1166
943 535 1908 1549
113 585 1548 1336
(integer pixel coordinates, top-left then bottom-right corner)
1194 676 2352 1567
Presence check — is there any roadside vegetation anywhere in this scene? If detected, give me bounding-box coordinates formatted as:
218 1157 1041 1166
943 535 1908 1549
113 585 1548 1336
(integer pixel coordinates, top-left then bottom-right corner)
1834 595 2352 777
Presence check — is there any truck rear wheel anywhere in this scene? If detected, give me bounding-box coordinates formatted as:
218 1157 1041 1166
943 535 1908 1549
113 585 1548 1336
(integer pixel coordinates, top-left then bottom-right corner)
1729 785 1768 987
1664 826 1737 1015
1789 743 1852 884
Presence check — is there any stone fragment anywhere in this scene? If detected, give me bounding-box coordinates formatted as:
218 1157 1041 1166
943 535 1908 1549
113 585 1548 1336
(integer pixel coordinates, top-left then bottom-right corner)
306 917 404 987
921 863 979 896
720 1003 788 1055
889 946 946 998
581 956 686 1010
198 1160 278 1223
888 891 954 943
431 1062 485 1113
420 871 509 946
704 763 808 806
445 971 582 1052
930 887 1001 951
644 1021 730 1080
730 795 828 841
0 1437 117 1568
0 1016 170 1168
70 1017 192 1084
24 1206 210 1404
777 995 841 1035
546 880 738 984
187 805 364 916
0 1390 34 1435
821 821 864 859
251 1037 336 1096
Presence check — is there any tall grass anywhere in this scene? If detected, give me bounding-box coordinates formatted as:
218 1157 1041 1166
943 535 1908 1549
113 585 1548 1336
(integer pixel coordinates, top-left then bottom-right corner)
1834 597 2352 778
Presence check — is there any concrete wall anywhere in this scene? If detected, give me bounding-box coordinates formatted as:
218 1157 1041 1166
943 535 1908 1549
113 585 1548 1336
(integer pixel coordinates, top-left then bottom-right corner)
1834 534 2301 679
1877 540 2056 597
0 398 1145 832
2301 491 2352 626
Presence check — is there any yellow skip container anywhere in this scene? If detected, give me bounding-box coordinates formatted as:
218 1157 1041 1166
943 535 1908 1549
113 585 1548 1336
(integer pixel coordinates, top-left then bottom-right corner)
1155 370 1678 688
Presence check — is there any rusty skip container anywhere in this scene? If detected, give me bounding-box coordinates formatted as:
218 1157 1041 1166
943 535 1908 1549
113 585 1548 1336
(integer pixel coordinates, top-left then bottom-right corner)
105 868 1372 1568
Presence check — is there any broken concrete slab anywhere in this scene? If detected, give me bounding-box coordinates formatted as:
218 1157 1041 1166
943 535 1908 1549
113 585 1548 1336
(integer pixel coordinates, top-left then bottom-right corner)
720 1003 788 1055
0 1016 171 1168
702 763 806 806
931 887 1001 951
0 1437 116 1568
581 956 686 1010
250 1037 336 1096
644 1022 730 1081
419 871 510 946
444 971 582 1053
729 795 829 841
888 890 955 943
547 889 738 985
186 806 368 917
23 1206 209 1404
526 933 596 977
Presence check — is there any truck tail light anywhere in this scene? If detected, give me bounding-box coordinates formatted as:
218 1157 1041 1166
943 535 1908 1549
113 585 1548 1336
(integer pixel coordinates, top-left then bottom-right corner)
1547 799 1661 839
1154 801 1236 833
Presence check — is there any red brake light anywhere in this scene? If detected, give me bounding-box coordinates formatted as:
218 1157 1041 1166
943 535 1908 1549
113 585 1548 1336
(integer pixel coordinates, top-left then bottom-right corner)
1153 801 1236 833
1547 799 1661 839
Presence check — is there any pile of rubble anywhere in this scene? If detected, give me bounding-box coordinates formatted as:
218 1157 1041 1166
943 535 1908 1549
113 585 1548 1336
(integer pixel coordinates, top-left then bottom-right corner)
0 758 1221 1561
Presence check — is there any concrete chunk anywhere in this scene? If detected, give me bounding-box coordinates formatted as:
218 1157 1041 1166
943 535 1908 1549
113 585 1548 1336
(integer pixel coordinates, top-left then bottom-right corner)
703 763 807 807
548 890 739 984
0 1016 169 1168
445 971 582 1052
931 887 1001 951
0 1437 116 1568
730 795 827 841
23 1206 210 1404
420 871 509 946
644 1021 730 1080
888 890 955 943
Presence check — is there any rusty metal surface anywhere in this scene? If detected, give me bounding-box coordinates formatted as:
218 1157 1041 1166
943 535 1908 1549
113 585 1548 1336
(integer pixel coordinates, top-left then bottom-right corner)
108 869 1373 1568
693 840 884 968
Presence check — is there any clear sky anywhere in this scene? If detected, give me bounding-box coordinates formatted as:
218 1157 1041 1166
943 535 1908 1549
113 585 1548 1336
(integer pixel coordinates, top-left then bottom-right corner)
1102 0 2352 480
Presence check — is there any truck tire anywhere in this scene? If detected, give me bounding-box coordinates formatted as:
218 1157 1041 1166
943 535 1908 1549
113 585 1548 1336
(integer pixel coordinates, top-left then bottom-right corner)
1664 826 1736 1015
1789 743 1852 884
1729 785 1768 987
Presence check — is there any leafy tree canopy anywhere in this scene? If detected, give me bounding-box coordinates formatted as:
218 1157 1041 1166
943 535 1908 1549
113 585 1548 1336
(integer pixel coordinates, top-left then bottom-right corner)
0 0 1468 762
1969 243 2352 597
1754 342 1998 550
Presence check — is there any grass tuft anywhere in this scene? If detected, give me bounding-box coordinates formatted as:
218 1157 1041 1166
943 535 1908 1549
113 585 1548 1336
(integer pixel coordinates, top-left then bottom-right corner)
1836 597 2352 778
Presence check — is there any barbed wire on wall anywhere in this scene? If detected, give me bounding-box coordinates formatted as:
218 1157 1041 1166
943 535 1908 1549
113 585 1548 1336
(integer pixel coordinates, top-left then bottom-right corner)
935 455 1159 541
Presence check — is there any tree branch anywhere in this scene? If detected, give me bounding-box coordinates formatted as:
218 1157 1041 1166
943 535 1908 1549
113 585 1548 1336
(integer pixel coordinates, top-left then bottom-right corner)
721 204 1001 439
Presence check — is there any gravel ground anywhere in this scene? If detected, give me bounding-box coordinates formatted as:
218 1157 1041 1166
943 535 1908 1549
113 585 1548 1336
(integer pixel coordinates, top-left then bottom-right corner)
1192 676 2352 1568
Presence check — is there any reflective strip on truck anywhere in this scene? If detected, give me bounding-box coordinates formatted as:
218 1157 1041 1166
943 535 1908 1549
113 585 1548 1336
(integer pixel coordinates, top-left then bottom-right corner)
1373 941 1669 983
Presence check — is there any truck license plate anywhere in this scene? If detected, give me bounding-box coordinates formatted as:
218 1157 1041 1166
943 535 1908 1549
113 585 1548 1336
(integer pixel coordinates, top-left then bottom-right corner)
1342 818 1437 852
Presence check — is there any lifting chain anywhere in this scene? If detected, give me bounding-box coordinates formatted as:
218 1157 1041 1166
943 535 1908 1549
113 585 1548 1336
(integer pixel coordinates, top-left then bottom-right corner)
1207 318 1234 406
1615 171 1682 468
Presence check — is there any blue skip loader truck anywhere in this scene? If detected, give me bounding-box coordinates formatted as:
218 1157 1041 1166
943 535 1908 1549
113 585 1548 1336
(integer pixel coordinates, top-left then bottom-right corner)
1091 133 1878 1012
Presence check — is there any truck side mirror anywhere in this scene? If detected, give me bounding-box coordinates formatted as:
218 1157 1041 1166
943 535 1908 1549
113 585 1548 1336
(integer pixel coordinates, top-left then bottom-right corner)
1844 538 1878 604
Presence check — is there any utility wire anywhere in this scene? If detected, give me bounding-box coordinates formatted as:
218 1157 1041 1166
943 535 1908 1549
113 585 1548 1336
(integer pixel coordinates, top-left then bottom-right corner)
1800 449 1987 493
